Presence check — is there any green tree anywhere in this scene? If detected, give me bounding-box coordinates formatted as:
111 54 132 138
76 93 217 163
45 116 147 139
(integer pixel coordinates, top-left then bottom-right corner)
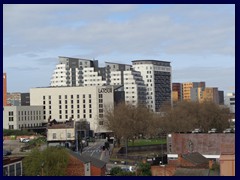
137 162 152 176
23 147 69 176
110 167 123 175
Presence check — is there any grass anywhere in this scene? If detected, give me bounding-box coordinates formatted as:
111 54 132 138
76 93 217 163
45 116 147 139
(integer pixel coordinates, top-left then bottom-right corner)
128 139 166 147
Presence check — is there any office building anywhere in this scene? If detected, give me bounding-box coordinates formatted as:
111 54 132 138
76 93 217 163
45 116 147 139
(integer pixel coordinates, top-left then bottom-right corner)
30 86 114 133
3 106 44 130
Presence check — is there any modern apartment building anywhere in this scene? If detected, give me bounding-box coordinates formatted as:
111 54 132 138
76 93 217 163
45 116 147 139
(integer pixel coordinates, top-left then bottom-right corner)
50 57 171 111
172 83 182 103
50 56 102 87
3 73 7 106
224 93 235 114
30 86 114 133
132 60 172 112
182 82 205 101
202 87 219 104
3 106 44 130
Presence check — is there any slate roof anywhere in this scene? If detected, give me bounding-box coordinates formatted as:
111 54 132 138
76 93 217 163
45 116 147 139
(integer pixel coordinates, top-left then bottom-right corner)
182 152 208 165
174 168 209 176
68 150 106 168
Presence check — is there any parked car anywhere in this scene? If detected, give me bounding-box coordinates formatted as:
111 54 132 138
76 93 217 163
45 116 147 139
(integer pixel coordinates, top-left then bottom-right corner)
192 128 201 133
208 128 217 133
223 128 234 133
23 139 30 143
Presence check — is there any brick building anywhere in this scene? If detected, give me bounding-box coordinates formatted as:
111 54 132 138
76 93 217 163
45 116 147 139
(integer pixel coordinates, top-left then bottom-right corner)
67 150 106 176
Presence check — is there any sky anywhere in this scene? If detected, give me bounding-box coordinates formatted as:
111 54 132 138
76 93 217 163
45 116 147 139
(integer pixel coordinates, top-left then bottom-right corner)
3 4 235 94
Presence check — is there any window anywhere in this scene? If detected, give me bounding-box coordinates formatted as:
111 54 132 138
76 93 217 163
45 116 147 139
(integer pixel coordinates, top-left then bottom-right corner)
9 111 14 116
99 121 104 125
67 133 71 138
99 94 103 98
59 95 61 99
99 99 103 103
89 114 92 118
83 95 85 98
71 95 73 99
65 100 68 104
59 105 62 109
49 96 51 100
53 133 57 139
9 117 14 121
65 110 68 114
89 94 91 98
99 109 103 113
9 165 15 176
9 125 14 130
65 95 67 99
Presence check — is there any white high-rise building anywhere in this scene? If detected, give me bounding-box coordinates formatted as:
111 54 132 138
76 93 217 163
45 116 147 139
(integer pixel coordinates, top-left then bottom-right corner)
50 56 102 87
132 60 172 112
50 57 171 110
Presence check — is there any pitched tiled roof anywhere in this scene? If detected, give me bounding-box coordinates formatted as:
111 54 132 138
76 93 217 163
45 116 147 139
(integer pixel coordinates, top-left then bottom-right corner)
182 152 208 165
68 150 106 168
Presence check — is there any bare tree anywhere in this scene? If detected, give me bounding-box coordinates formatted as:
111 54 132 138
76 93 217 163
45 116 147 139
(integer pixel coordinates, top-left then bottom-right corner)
161 101 230 133
103 103 154 146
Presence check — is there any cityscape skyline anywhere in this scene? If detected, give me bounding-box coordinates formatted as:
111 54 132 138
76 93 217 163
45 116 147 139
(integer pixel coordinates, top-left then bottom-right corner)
3 4 235 93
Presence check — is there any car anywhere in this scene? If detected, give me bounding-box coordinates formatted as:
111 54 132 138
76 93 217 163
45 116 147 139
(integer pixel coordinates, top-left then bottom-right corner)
192 128 201 133
22 139 30 143
208 128 217 133
223 128 233 133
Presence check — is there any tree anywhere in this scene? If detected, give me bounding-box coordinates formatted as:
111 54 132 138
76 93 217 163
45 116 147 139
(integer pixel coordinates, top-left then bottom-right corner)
103 103 154 146
136 162 152 176
161 101 230 133
23 147 69 176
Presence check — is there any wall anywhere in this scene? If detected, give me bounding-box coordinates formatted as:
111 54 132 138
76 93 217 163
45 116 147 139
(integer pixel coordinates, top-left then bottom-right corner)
91 165 106 176
66 154 85 176
168 133 235 156
220 154 235 176
151 165 176 176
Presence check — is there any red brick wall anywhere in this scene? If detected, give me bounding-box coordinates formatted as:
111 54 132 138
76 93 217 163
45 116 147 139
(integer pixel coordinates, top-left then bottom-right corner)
66 155 85 176
151 165 176 176
91 165 106 176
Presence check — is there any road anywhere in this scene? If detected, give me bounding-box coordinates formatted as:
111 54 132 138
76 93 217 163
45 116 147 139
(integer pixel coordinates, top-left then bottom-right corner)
82 139 113 162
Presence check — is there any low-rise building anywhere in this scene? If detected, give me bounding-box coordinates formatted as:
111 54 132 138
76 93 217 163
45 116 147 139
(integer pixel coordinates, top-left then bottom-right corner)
167 133 235 160
67 150 106 176
3 157 24 176
3 106 44 130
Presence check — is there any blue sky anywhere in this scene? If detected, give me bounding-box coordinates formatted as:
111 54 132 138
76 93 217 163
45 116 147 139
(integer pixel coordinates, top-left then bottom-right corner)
3 4 235 94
